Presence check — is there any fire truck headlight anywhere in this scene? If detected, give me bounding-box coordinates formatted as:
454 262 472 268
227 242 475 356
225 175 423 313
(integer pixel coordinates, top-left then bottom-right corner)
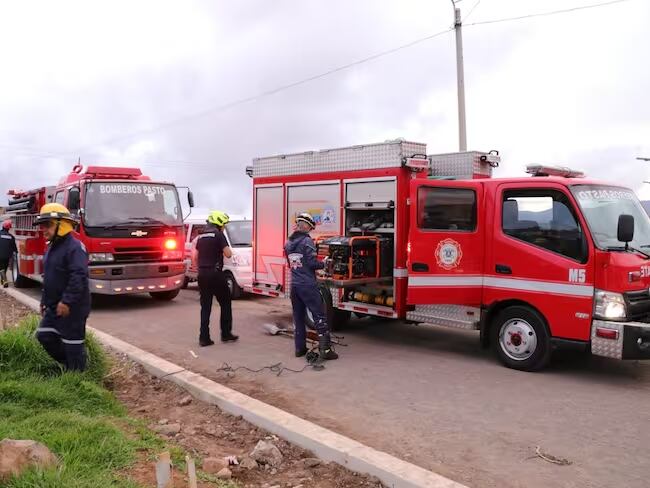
594 290 627 320
89 253 115 263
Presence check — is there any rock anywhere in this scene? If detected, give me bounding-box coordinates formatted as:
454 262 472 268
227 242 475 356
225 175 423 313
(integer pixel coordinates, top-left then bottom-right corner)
153 423 181 436
302 457 321 468
202 457 228 474
158 419 169 425
136 405 150 413
178 396 193 407
0 439 59 481
239 456 258 470
250 440 283 467
216 467 232 479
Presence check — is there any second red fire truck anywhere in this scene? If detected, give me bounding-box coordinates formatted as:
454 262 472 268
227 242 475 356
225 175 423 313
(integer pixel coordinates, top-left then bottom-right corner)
247 139 650 371
7 164 193 300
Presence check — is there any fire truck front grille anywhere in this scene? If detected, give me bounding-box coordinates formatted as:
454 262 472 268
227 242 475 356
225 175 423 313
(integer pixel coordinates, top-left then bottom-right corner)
114 247 163 263
624 289 650 322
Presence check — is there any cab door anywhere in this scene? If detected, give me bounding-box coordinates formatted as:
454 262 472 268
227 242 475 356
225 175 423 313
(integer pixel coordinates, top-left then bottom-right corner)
486 183 594 340
407 180 485 308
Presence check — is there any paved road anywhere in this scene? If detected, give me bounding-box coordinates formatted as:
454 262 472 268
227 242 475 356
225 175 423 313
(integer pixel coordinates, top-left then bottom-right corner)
18 286 650 488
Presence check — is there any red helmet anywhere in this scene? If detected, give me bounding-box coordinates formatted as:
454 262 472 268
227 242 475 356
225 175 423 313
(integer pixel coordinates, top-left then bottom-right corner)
2 220 11 230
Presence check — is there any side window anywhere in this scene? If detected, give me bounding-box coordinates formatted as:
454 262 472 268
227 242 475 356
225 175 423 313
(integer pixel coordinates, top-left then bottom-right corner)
418 187 476 231
502 189 586 262
190 224 206 241
68 187 81 215
54 191 65 205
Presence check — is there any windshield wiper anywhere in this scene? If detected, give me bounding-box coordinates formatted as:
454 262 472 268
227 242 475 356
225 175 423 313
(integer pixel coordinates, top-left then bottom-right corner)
126 217 169 226
606 246 650 259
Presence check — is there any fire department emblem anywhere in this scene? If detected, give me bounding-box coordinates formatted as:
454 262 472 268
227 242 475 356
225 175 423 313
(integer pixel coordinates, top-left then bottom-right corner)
435 239 462 270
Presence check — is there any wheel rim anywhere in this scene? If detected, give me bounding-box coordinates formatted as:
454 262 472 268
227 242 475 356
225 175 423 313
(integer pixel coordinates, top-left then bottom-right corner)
499 318 538 361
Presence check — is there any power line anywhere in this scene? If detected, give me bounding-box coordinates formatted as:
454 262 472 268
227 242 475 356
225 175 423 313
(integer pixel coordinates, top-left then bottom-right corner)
464 0 482 22
466 0 634 27
61 27 454 157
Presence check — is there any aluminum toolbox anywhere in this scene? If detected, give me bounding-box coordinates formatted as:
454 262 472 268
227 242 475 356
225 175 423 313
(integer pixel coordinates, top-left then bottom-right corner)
252 139 427 178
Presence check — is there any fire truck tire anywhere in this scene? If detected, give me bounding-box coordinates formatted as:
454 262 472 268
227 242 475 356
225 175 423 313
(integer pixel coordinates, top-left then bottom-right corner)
491 306 551 372
149 289 180 301
225 272 242 299
10 254 31 288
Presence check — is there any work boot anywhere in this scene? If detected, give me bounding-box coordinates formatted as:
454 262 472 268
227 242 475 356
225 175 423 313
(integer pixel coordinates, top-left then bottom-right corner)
295 347 308 358
221 333 239 343
199 338 215 347
318 334 339 360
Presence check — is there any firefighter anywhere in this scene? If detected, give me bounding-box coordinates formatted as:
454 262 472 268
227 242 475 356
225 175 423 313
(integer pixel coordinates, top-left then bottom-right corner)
284 212 338 360
33 203 90 372
195 210 238 346
0 220 17 288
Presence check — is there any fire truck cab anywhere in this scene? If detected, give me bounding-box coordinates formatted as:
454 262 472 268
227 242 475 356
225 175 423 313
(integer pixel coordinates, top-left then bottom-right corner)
7 164 192 300
248 140 650 371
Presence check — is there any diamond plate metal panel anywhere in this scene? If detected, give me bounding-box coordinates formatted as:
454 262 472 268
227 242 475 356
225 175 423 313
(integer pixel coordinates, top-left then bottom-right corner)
591 320 624 359
330 287 340 308
406 304 480 330
253 140 427 178
429 151 493 179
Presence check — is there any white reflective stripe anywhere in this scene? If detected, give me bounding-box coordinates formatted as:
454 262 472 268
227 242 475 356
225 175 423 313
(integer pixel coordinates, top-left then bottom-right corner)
36 328 61 335
61 339 85 345
483 276 594 297
409 275 483 287
198 233 216 238
409 274 594 297
1 235 12 240
393 268 408 278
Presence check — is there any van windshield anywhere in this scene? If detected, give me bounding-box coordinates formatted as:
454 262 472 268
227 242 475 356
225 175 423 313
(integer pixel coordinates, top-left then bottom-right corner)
570 185 650 249
225 220 252 247
84 182 182 227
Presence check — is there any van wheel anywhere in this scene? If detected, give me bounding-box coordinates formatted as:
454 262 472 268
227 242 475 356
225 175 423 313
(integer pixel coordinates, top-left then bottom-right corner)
150 289 180 301
490 306 551 372
10 254 31 288
225 272 242 299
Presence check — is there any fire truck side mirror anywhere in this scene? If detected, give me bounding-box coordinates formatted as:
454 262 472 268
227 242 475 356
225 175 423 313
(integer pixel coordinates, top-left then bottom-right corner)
187 190 195 208
617 214 634 245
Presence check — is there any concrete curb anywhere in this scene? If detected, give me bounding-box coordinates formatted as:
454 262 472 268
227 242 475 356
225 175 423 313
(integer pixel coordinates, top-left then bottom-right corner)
3 288 468 488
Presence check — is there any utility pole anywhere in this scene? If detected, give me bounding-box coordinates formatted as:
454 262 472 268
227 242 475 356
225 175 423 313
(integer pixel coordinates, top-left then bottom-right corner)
452 1 467 152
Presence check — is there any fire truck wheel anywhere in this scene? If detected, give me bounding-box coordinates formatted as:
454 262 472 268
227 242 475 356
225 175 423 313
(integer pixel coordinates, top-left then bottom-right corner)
149 289 180 301
491 306 551 372
10 254 31 288
225 272 242 299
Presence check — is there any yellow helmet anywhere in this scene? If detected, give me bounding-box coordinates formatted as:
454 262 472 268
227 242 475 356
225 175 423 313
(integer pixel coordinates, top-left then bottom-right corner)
33 203 78 236
207 210 230 227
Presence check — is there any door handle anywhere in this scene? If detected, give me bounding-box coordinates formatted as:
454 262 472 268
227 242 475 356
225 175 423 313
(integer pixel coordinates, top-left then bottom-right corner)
495 264 512 275
412 262 429 272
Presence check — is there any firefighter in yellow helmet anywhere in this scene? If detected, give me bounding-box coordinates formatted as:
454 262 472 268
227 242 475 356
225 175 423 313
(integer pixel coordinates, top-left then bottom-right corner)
33 203 90 371
193 210 238 346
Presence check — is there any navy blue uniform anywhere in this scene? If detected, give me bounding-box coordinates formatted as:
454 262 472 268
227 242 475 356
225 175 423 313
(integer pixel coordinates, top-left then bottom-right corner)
196 224 232 341
36 233 90 371
284 231 328 351
0 228 17 286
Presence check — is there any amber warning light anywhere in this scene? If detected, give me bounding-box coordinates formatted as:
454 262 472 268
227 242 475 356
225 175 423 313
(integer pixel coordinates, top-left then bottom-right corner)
164 239 177 250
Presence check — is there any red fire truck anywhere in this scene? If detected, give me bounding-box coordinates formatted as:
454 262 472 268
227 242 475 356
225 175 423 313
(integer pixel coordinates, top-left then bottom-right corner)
7 164 193 300
246 139 650 371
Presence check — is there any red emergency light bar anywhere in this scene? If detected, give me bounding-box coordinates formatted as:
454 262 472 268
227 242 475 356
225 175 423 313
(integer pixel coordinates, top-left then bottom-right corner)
83 166 143 178
526 165 585 178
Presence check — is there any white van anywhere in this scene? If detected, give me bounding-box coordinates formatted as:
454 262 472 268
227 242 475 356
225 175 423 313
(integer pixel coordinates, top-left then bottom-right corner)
183 213 252 298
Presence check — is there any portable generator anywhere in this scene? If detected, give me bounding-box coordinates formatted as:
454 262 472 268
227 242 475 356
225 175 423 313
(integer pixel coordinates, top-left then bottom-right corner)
318 236 393 281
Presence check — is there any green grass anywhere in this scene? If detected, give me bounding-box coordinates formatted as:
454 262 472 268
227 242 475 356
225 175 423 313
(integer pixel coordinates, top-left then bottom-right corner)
0 316 160 488
0 315 240 488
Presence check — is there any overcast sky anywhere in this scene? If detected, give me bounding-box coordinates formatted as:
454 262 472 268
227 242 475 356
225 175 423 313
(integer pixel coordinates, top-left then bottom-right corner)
1 0 649 215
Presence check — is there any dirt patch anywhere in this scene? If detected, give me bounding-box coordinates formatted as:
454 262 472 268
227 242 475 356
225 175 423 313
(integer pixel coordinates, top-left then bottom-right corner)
108 355 384 488
0 291 35 329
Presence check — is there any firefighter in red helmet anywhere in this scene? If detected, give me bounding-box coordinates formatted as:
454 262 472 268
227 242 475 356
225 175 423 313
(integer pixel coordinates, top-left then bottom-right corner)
0 220 17 288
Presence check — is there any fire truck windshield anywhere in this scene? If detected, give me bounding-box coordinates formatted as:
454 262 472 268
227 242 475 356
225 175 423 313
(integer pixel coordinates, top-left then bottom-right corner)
571 185 650 250
84 182 182 227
